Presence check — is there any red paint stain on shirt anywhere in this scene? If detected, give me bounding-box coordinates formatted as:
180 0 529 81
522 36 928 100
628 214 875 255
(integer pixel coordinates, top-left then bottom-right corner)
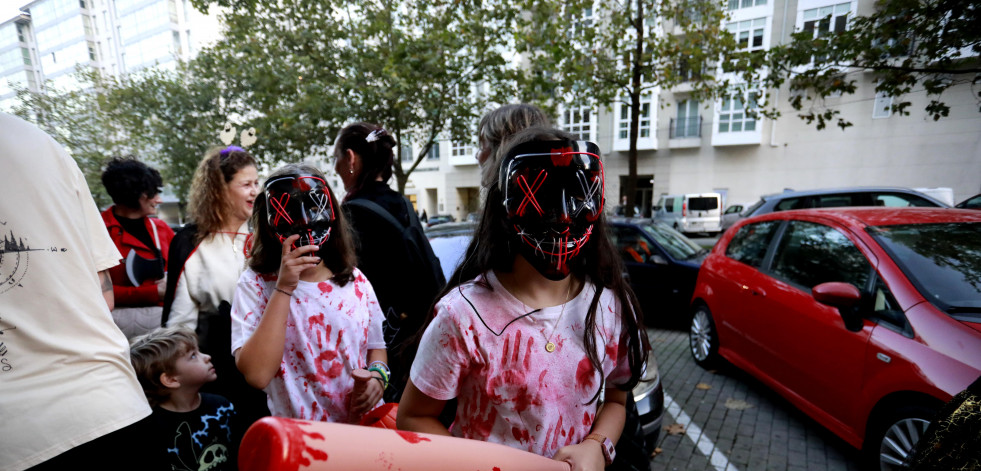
395 430 432 444
318 281 332 293
511 426 531 444
576 357 595 391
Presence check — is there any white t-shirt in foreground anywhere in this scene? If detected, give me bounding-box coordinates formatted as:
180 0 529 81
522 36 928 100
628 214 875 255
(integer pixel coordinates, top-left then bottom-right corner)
0 113 150 470
410 271 631 458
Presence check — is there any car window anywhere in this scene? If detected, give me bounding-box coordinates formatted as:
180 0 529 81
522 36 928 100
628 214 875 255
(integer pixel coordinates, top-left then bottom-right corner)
689 197 719 211
774 197 805 211
874 193 936 207
770 220 870 291
724 205 742 215
725 220 781 268
815 194 858 208
613 226 653 263
664 198 675 213
868 222 981 318
741 199 766 216
642 223 702 260
869 276 907 332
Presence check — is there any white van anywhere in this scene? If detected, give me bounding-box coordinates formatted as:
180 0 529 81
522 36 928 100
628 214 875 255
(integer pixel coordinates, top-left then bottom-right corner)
653 193 723 234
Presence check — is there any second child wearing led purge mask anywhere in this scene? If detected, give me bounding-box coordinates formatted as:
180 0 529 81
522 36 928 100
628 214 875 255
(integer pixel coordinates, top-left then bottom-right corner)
231 164 388 422
398 128 650 471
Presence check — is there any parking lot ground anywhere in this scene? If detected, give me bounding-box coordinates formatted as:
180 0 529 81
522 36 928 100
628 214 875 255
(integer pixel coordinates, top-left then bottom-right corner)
648 328 863 471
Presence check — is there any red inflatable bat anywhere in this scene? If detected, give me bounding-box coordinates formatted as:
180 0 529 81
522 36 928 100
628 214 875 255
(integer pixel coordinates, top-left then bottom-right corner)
238 417 572 471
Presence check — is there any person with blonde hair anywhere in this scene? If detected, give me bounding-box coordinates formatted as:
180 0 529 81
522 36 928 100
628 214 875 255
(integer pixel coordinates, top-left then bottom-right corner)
162 145 268 426
476 103 550 188
130 326 241 471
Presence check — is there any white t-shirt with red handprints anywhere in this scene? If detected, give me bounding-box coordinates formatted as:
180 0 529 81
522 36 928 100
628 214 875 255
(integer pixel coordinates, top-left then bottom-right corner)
410 271 631 458
231 267 386 422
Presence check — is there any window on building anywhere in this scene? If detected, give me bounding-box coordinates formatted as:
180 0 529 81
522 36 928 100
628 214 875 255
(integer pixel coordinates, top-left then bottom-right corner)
401 142 413 162
872 91 892 119
87 41 97 61
451 141 474 158
617 94 652 140
674 99 700 138
16 24 26 43
562 104 593 141
426 141 440 161
802 2 851 61
21 48 31 66
728 18 766 51
728 0 766 10
718 89 758 133
677 55 701 82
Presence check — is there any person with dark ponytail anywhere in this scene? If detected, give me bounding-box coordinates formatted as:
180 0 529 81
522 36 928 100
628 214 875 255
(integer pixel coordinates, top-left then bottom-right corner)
397 127 650 471
333 122 445 403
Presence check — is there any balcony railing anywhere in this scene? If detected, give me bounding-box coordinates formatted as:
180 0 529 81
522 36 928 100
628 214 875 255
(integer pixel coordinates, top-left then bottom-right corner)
670 116 702 138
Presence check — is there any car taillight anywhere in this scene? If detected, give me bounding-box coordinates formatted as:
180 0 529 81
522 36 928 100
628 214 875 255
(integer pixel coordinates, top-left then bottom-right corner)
682 202 687 217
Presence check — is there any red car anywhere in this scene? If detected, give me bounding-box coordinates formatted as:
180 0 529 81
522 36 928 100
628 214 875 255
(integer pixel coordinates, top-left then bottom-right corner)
688 208 981 470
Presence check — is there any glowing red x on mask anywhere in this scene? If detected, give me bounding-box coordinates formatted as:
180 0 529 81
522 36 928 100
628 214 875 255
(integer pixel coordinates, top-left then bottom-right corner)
500 139 605 280
265 174 336 248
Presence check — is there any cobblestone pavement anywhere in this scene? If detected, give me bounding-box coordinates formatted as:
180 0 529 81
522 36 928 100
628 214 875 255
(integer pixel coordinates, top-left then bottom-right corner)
648 328 865 471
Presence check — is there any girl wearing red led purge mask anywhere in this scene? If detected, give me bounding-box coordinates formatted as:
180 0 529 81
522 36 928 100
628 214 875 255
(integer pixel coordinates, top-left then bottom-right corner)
230 164 388 423
399 128 650 471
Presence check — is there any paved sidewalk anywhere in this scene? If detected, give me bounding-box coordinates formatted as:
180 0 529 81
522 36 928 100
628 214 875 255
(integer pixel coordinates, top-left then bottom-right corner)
648 328 864 471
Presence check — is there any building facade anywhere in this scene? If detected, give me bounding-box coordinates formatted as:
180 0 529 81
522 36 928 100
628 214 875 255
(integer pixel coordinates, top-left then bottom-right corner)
0 0 219 110
403 0 980 222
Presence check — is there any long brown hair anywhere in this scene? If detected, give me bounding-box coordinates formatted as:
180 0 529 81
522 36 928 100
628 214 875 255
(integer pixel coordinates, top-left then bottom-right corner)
442 127 650 403
248 164 357 286
186 147 257 243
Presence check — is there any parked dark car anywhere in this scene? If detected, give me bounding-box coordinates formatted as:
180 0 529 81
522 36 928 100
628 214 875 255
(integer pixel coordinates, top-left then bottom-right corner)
955 193 981 210
608 218 708 326
425 221 665 464
689 207 981 470
721 186 949 231
425 214 456 227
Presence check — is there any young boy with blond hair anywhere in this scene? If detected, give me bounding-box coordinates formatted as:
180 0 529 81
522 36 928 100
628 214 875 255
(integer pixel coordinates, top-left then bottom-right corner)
130 326 242 471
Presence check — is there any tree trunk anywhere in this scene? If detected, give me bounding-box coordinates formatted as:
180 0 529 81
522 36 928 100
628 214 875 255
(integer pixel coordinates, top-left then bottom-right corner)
624 1 645 218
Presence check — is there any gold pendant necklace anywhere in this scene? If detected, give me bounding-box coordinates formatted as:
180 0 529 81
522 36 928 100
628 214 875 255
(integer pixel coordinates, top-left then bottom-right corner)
543 281 574 353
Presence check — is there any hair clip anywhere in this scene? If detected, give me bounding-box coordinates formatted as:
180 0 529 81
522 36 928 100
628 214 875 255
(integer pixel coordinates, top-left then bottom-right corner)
219 145 245 159
365 128 387 143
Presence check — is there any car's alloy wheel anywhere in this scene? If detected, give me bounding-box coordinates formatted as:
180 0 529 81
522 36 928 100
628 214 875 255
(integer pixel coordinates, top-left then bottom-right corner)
689 306 718 367
878 416 930 470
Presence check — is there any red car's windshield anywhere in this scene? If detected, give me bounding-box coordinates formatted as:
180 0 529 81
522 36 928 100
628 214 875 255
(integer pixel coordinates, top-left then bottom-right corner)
868 222 981 321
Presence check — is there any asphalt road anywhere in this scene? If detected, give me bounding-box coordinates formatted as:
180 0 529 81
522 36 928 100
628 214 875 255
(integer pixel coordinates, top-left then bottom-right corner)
647 327 864 471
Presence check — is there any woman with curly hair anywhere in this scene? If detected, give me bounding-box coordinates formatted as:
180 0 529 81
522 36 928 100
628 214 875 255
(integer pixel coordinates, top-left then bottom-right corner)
162 145 269 426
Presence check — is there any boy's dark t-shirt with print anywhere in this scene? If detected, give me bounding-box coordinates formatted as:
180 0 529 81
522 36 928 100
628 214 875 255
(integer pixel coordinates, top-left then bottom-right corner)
145 393 241 471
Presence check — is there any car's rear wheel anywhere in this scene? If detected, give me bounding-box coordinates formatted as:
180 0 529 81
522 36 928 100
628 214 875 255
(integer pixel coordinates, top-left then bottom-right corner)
689 305 720 368
866 404 936 471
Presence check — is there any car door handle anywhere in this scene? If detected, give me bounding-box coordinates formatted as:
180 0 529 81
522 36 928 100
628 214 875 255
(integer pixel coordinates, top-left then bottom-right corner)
741 284 766 297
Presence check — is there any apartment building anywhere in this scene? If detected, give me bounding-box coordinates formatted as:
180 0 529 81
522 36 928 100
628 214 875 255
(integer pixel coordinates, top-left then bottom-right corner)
0 0 219 110
405 0 980 221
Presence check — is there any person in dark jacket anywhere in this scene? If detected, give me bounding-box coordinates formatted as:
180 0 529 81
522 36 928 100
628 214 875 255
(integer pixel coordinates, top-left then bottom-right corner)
101 157 175 338
333 122 445 403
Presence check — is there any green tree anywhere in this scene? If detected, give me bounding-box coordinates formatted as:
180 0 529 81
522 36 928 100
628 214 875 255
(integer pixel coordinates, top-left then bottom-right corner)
516 0 743 217
191 0 518 193
758 0 980 130
12 69 149 207
101 65 228 203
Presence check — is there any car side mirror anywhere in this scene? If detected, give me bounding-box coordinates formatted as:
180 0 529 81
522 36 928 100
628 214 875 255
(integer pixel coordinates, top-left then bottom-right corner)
649 254 668 265
812 282 863 332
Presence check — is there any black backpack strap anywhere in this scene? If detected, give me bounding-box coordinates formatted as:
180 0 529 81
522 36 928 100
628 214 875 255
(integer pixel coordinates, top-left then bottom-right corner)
346 198 406 230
